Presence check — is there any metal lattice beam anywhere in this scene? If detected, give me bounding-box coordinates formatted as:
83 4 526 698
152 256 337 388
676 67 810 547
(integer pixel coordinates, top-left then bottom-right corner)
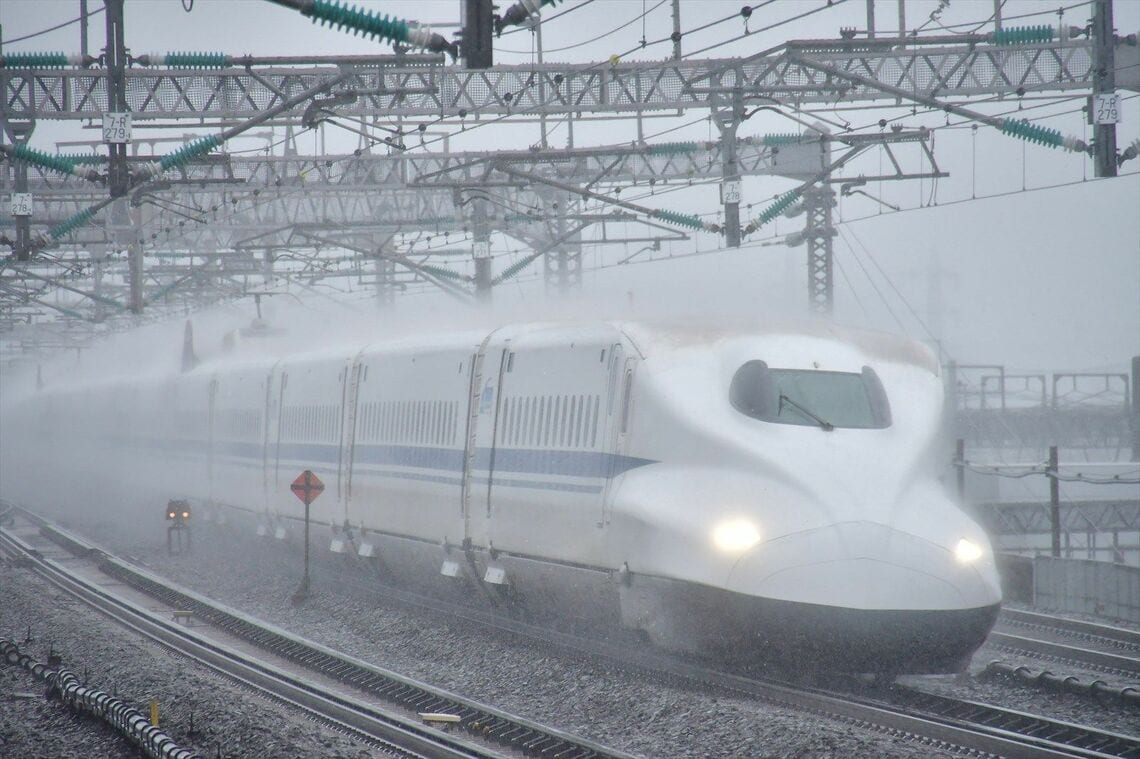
2 40 1110 121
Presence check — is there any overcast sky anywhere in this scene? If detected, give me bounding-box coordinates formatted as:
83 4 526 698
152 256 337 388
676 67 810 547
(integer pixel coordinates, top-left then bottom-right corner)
1 0 1137 376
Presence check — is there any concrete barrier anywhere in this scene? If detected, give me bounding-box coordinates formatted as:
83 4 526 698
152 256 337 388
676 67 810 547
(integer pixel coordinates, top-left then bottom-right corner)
1032 556 1140 623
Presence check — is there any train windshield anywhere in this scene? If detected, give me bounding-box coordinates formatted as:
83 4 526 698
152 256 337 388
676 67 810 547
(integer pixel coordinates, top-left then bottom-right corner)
729 361 891 429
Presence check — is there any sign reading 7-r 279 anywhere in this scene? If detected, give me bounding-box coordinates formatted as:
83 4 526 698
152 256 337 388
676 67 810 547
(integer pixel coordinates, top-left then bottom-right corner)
1093 94 1121 125
103 113 132 143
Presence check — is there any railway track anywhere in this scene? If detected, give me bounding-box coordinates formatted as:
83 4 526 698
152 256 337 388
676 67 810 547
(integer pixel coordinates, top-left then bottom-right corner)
0 507 631 759
990 609 1140 680
7 504 1140 758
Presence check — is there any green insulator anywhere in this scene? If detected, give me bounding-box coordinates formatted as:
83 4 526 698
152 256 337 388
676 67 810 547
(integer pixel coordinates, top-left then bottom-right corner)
645 142 698 156
761 133 804 146
163 52 227 68
306 0 410 44
159 135 223 171
1 52 69 68
49 208 96 240
420 264 462 281
498 255 538 282
999 118 1063 149
11 144 78 176
59 153 107 165
651 209 704 230
756 189 802 227
992 25 1054 45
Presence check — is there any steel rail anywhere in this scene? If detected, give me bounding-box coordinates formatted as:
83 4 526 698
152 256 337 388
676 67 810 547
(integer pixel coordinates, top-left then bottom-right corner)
0 524 503 759
987 631 1140 680
318 563 1140 759
9 507 633 759
14 504 1139 758
1000 609 1140 650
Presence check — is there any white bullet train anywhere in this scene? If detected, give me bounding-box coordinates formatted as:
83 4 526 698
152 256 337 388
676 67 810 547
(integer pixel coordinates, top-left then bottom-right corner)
0 320 1002 673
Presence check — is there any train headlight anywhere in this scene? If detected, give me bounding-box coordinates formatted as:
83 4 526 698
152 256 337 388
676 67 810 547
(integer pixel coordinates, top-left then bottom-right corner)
711 518 762 553
954 538 985 564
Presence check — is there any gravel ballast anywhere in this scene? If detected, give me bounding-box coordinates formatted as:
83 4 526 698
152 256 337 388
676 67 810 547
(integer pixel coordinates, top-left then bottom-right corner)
0 556 387 758
10 497 1135 757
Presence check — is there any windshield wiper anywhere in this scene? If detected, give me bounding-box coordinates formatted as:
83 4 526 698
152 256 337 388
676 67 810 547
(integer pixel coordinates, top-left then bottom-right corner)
778 394 834 431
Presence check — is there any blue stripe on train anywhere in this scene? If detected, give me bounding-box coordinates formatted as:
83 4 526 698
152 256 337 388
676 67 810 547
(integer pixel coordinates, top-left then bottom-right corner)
112 436 655 489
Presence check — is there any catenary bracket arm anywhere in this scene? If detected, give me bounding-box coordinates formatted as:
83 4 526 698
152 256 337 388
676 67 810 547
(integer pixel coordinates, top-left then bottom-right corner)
787 56 1088 153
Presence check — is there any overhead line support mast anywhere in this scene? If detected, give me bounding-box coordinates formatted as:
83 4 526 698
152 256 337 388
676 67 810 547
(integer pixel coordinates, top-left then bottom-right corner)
1092 0 1118 177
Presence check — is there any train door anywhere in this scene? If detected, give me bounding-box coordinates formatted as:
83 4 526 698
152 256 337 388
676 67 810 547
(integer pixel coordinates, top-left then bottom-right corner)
479 347 510 518
460 334 506 550
600 348 638 526
460 350 482 546
271 355 351 521
262 363 283 513
271 368 288 495
206 376 218 504
338 353 365 522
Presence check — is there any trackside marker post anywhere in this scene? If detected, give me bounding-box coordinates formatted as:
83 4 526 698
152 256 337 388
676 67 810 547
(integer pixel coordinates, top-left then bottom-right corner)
290 470 324 603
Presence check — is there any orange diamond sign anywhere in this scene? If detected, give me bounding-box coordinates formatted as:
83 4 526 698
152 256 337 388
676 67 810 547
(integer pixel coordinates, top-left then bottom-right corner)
290 470 325 506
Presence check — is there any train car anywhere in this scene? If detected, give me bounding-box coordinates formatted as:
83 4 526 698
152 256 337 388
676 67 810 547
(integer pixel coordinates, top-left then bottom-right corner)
0 320 1002 674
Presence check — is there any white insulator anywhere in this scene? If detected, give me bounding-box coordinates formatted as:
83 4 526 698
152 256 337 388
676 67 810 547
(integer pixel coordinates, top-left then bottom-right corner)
521 0 545 16
1061 134 1086 153
405 24 436 50
136 161 163 181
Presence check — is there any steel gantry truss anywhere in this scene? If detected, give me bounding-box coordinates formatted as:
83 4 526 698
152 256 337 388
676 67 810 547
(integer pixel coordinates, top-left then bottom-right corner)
2 0 1138 343
3 38 1116 121
3 128 940 309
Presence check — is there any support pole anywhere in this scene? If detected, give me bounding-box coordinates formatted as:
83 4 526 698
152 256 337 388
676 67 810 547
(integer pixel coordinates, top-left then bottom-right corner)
462 0 494 69
671 0 682 60
714 89 744 247
1048 445 1061 558
127 233 143 314
1092 0 1117 177
955 438 966 503
104 0 129 198
81 0 91 60
291 502 312 603
803 186 836 314
304 502 311 588
1131 356 1139 462
10 123 33 261
536 17 548 148
472 199 492 300
866 0 876 39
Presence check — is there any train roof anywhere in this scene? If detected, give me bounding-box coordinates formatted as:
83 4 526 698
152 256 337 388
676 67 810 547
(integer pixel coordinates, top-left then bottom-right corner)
617 320 940 375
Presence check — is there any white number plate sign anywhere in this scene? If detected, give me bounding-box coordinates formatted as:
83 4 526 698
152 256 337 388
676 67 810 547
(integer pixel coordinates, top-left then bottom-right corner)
1093 93 1121 125
10 193 33 217
103 112 132 143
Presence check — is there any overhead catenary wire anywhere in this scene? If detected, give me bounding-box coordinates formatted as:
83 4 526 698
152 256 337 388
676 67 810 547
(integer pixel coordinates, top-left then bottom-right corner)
13 0 1126 312
0 5 106 45
496 0 665 55
837 224 944 351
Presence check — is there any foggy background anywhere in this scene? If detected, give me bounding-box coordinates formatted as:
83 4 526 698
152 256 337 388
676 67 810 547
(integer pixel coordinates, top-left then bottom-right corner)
0 0 1137 392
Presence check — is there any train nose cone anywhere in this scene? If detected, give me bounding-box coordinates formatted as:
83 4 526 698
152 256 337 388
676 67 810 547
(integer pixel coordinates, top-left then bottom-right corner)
725 521 1000 610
